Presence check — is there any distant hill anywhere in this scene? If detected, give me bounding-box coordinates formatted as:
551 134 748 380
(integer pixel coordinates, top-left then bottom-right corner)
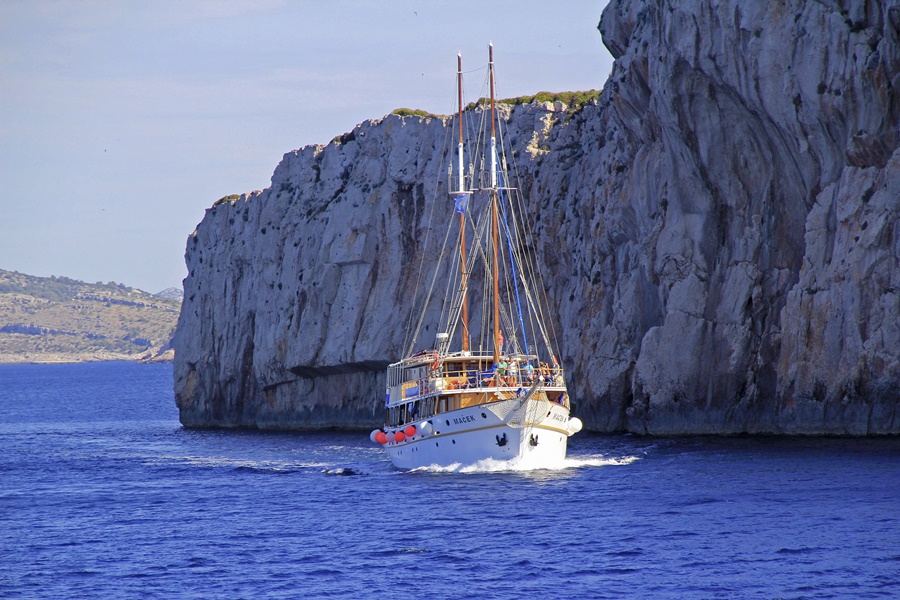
0 269 181 363
155 287 184 300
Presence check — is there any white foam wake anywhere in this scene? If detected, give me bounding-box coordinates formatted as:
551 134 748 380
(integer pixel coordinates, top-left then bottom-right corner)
409 453 640 474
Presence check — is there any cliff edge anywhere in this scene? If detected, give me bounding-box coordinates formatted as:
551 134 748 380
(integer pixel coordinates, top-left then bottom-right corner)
175 0 900 434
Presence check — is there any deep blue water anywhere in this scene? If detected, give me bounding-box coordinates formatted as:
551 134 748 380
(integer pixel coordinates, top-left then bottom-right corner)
1 362 899 599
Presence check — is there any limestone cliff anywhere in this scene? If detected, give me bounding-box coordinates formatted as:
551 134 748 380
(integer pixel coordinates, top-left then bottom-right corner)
175 0 900 434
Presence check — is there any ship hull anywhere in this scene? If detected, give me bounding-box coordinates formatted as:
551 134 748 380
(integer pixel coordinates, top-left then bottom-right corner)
385 397 570 470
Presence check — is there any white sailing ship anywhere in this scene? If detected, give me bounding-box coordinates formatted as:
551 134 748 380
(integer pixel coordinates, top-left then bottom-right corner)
370 45 582 469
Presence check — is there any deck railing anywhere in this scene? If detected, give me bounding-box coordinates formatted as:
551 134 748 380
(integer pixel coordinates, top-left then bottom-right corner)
388 366 568 411
435 366 565 391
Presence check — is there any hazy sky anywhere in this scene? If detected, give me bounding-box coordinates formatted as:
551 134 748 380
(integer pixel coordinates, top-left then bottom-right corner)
1 1 614 293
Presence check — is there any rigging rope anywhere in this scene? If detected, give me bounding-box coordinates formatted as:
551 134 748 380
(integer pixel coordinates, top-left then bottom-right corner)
399 59 566 378
498 177 529 357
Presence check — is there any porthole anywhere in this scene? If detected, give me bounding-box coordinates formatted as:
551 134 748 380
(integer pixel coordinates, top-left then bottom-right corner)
481 412 487 419
445 420 450 426
452 439 456 444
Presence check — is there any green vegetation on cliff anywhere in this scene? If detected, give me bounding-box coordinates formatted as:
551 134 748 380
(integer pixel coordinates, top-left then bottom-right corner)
391 108 443 119
0 269 181 363
212 194 241 207
465 89 602 111
388 90 602 121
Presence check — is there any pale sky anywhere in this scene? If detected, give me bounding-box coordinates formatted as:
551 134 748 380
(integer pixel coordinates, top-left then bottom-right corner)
0 1 613 294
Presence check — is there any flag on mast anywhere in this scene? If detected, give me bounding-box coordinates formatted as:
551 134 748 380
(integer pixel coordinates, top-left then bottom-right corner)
454 194 468 214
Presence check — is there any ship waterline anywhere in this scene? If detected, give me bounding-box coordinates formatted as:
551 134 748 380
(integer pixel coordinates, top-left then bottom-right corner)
385 399 572 470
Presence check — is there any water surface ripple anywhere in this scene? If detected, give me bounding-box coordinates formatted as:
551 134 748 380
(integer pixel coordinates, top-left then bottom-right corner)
1 363 898 598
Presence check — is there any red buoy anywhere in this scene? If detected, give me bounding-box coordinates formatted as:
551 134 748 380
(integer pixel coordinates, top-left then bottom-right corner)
404 425 417 437
375 431 387 444
394 431 406 443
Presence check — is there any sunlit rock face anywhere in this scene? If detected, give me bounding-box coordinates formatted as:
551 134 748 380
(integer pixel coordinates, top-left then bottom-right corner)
175 0 900 434
580 0 900 434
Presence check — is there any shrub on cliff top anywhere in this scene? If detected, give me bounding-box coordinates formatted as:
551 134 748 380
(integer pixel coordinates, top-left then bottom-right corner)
391 108 443 119
213 194 241 207
465 89 602 111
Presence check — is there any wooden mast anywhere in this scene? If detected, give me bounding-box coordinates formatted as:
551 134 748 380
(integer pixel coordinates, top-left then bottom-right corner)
489 43 500 366
457 54 469 353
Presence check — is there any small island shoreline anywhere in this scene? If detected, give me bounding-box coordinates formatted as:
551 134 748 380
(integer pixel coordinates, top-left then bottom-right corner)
0 351 174 365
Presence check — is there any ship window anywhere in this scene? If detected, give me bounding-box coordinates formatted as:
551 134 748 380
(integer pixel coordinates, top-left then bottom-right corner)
387 366 398 387
422 397 436 418
405 366 425 382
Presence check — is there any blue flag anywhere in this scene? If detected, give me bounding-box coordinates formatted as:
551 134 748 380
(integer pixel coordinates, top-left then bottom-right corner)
454 194 468 214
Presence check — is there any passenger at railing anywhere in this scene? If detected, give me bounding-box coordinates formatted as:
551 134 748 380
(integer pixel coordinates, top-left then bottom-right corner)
551 356 564 385
524 363 535 382
497 359 509 387
482 365 496 387
539 361 550 379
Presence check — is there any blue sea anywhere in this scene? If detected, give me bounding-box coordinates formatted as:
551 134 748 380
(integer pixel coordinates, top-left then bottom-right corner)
1 362 899 599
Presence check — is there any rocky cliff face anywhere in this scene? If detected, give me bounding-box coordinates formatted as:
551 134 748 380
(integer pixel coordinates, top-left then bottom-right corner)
175 0 900 434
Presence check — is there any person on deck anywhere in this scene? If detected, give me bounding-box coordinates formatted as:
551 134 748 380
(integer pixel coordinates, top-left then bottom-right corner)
539 361 550 379
524 363 535 382
551 356 563 385
483 364 497 387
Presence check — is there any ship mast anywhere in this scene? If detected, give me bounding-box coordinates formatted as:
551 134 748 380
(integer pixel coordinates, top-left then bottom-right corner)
457 54 469 353
489 43 501 365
